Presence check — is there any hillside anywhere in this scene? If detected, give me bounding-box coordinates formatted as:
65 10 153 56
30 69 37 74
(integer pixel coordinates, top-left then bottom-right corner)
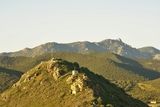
0 67 22 92
153 54 160 60
138 47 160 57
129 78 160 103
0 56 34 72
0 52 160 92
0 58 147 107
138 59 160 72
1 39 159 59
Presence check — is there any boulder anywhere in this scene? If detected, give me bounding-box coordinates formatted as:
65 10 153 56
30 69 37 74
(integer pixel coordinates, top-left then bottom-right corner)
68 74 88 95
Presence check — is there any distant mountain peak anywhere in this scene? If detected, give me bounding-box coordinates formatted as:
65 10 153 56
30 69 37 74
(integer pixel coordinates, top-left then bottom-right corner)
100 38 123 42
22 48 31 51
0 39 159 59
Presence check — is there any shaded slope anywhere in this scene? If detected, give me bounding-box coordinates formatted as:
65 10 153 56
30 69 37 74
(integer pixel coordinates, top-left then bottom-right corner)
0 58 147 107
1 52 160 92
129 78 160 103
0 56 34 72
138 47 160 56
138 59 160 72
112 54 160 79
35 52 160 80
0 67 22 92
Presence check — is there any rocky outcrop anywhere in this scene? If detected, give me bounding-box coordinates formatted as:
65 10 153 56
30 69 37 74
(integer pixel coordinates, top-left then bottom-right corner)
153 54 160 60
45 58 92 95
67 74 89 95
0 58 149 107
47 58 67 80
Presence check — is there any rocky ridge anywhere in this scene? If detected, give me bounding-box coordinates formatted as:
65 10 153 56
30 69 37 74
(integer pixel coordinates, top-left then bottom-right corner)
0 58 147 107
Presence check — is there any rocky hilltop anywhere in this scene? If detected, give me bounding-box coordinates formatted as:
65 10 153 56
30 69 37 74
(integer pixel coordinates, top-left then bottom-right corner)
0 58 147 107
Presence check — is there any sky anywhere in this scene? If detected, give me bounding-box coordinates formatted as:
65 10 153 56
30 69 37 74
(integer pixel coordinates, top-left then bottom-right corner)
0 0 160 52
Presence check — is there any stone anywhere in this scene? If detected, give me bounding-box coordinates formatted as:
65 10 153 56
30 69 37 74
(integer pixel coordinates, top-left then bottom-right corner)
153 54 160 60
71 83 80 95
52 69 60 80
69 74 88 95
66 75 76 84
72 70 78 76
82 74 88 80
23 87 27 90
52 68 65 80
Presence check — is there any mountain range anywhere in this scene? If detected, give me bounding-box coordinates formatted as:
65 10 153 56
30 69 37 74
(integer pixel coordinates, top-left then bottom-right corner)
0 39 160 106
1 39 160 59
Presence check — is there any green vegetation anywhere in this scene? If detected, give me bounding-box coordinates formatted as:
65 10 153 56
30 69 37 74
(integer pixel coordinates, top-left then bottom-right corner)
138 59 160 72
138 47 160 56
0 58 147 107
0 67 22 92
129 78 160 103
0 52 160 92
0 56 35 72
0 52 160 105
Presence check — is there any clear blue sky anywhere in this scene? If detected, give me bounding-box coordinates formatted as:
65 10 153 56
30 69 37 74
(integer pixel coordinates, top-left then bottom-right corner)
0 0 160 52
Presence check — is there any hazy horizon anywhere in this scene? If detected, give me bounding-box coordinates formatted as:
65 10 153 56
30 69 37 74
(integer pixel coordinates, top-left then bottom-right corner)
0 0 160 52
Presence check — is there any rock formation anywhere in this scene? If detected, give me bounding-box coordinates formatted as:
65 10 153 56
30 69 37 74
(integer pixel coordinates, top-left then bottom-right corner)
153 54 160 60
67 74 88 95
